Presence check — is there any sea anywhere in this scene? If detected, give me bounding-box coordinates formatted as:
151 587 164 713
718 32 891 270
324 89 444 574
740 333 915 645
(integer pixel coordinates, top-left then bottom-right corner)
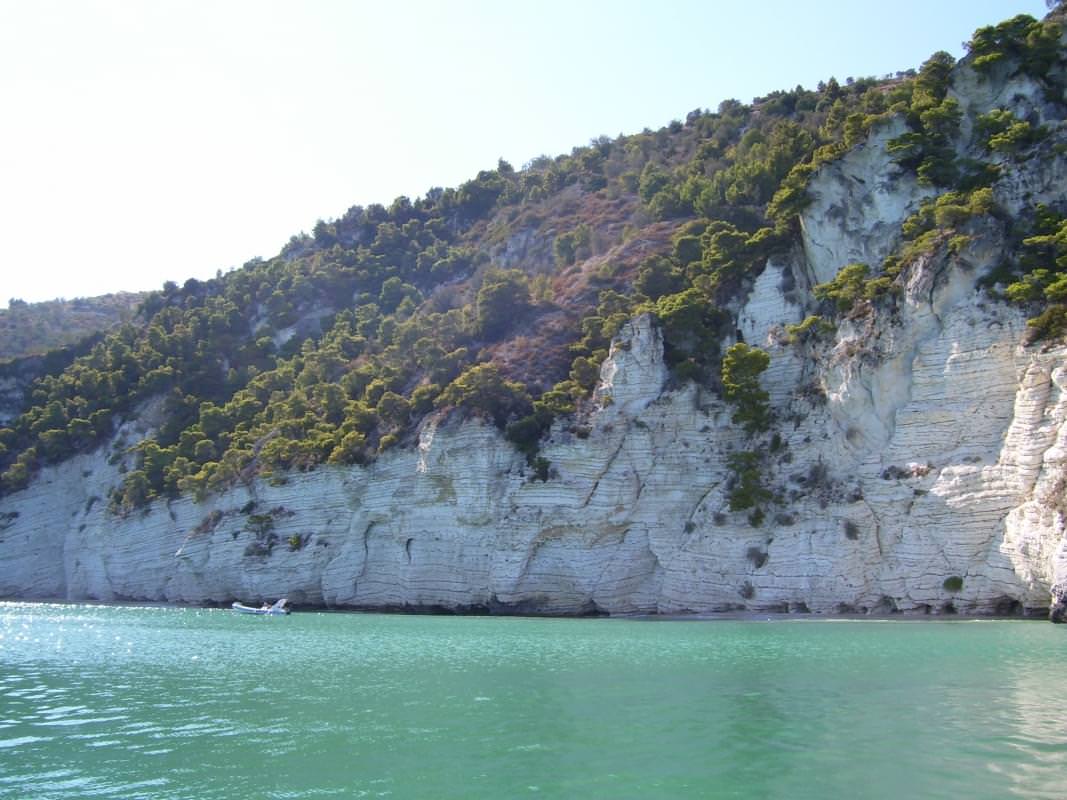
1 602 1065 799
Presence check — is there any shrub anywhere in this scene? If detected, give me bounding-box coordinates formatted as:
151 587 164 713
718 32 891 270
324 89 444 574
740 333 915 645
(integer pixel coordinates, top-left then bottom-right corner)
652 289 727 374
884 52 963 187
506 408 554 462
975 109 1047 154
721 343 771 434
1001 207 1067 341
767 162 816 230
437 364 532 429
635 256 684 300
531 457 550 482
1026 305 1067 341
814 263 870 311
474 269 531 340
727 450 771 511
637 163 671 203
377 391 412 427
965 14 1062 79
246 514 274 535
785 315 835 345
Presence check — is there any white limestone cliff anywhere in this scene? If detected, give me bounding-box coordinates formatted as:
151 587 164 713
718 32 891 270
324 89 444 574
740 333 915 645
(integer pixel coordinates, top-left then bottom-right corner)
2 56 1067 618
2 275 1064 615
800 118 936 287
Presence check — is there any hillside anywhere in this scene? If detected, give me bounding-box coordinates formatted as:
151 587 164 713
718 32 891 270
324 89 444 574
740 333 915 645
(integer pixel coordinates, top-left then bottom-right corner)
0 293 145 362
2 11 1067 619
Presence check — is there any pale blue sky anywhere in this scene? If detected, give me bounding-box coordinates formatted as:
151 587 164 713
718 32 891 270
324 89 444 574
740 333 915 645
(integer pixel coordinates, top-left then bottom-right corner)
0 0 1049 306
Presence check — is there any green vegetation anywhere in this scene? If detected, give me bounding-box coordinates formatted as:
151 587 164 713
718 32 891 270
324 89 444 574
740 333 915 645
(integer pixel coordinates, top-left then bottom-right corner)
885 52 963 186
727 450 771 515
897 187 998 265
721 344 771 434
997 206 1067 340
785 315 835 345
966 14 1063 80
811 187 1001 322
474 269 531 339
0 10 1063 510
553 224 592 266
0 293 144 362
813 264 874 312
436 364 531 429
975 109 1048 155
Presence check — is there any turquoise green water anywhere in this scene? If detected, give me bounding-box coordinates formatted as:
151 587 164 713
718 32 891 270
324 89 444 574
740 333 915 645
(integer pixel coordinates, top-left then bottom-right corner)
2 604 1066 799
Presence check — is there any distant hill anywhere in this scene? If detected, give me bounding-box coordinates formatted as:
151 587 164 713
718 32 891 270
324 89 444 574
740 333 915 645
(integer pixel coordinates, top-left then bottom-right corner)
0 293 145 361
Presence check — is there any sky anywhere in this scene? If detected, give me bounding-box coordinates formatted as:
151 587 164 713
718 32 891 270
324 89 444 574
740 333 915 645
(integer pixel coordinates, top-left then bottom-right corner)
0 0 1050 307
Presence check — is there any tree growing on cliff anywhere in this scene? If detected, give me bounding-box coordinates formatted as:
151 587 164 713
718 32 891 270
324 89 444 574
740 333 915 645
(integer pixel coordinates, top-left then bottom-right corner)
474 269 531 340
813 263 871 311
436 363 531 429
721 343 771 434
651 288 727 380
727 450 772 512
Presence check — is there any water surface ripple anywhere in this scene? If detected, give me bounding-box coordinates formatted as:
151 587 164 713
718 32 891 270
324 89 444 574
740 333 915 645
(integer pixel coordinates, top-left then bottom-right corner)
1 603 1066 798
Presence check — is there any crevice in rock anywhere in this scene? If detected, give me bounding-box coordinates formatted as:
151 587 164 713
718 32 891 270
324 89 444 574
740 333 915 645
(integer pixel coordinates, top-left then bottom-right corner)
588 527 630 607
581 438 627 508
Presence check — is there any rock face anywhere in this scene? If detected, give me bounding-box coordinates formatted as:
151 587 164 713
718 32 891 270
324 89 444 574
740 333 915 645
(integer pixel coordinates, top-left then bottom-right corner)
2 57 1067 617
800 118 936 287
